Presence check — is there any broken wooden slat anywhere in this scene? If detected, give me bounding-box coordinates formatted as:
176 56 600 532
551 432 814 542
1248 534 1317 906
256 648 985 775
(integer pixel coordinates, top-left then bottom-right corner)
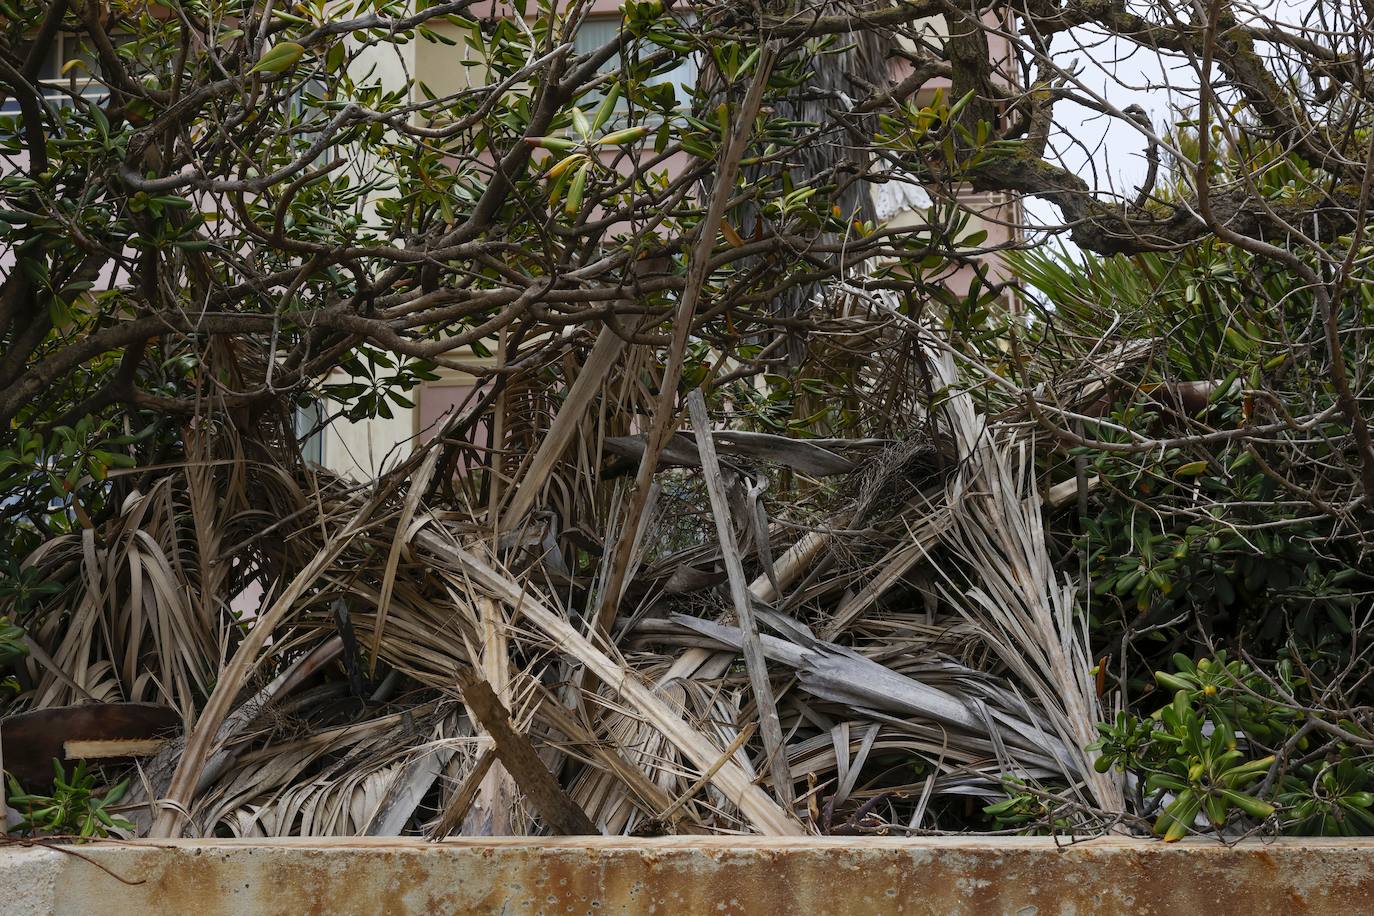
687 389 793 809
457 670 598 836
63 738 168 759
1 703 180 791
430 746 498 841
604 430 855 477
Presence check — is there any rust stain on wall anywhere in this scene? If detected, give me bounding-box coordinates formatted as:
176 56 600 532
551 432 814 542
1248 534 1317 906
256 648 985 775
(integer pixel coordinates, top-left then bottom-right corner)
4 837 1373 915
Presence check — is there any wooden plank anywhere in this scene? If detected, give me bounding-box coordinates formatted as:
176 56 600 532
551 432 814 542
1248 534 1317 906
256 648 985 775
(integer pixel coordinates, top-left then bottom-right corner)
63 738 168 759
430 746 497 841
686 389 794 809
457 671 598 836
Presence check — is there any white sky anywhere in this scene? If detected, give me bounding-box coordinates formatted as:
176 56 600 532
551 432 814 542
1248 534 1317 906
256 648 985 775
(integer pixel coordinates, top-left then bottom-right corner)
1023 30 1194 242
1022 0 1305 245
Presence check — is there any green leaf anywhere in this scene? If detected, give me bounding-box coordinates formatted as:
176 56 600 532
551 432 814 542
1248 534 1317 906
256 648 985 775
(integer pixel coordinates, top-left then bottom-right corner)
525 136 579 152
1220 789 1275 819
597 125 652 146
250 42 306 75
571 106 591 139
564 161 589 217
591 83 622 132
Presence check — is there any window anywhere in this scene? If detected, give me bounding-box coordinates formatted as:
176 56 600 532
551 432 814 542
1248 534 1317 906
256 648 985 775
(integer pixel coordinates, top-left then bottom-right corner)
3 33 113 113
295 399 325 465
289 77 329 118
572 18 697 120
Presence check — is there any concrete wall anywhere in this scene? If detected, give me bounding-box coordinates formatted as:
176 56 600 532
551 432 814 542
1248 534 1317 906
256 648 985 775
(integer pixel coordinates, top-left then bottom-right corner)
3 836 1373 915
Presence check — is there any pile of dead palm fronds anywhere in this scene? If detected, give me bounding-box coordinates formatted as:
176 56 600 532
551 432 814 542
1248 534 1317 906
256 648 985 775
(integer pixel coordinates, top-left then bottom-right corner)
3 323 1143 839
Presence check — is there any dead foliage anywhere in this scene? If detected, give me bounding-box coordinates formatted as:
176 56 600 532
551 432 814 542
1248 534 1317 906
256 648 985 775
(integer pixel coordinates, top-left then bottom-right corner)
5 311 1138 839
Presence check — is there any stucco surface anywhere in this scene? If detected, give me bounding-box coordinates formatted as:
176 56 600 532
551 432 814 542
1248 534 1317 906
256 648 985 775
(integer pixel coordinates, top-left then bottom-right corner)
2 836 1372 915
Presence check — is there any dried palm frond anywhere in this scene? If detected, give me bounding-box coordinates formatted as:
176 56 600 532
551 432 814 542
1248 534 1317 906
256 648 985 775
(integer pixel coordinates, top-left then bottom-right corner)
925 348 1124 819
7 301 1145 841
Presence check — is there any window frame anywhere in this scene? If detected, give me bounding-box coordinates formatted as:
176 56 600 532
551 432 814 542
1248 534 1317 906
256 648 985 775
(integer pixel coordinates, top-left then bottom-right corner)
2 32 118 113
570 16 699 127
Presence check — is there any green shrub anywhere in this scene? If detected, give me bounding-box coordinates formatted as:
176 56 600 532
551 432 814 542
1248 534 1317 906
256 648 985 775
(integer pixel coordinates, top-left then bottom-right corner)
6 760 133 839
1090 653 1374 839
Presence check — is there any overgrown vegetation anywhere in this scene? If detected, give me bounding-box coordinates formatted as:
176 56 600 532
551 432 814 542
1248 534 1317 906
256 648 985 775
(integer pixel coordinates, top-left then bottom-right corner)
1001 211 1374 835
1 0 1372 842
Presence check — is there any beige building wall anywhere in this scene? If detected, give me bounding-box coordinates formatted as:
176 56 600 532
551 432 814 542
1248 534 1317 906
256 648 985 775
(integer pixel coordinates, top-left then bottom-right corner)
317 370 419 480
316 30 422 479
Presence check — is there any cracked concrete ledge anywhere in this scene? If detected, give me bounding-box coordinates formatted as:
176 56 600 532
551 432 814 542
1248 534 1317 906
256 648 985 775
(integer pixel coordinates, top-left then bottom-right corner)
2 836 1372 915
